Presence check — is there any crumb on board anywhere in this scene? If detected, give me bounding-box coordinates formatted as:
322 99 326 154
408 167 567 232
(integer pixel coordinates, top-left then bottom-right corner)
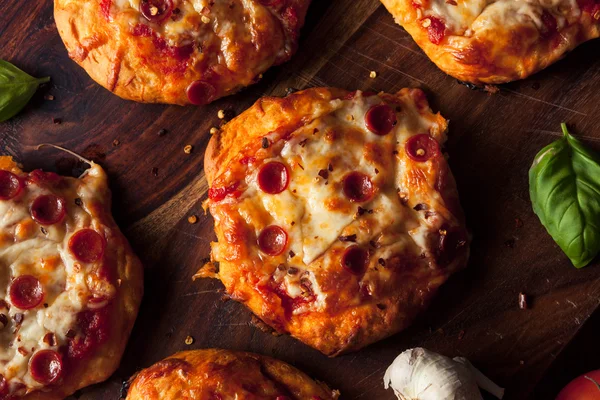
519 292 528 309
188 215 198 224
217 110 225 119
369 71 377 78
210 127 219 135
184 335 194 345
184 144 193 154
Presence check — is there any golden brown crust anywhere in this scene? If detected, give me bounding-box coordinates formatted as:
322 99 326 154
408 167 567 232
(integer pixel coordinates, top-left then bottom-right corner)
54 0 311 105
202 88 469 356
380 0 600 84
0 157 143 399
126 349 339 399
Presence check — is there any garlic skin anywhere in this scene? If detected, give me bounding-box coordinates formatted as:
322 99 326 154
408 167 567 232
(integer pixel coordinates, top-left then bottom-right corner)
384 348 503 400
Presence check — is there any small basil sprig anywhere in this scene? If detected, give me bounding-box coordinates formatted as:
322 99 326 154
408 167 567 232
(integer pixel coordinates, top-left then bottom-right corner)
0 59 50 122
529 123 600 268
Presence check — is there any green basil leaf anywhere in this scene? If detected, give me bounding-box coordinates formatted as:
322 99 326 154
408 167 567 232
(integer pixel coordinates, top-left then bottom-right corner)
0 59 50 122
529 123 600 268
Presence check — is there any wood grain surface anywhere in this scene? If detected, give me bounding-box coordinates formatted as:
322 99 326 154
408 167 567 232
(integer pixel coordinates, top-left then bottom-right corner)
2 1 600 399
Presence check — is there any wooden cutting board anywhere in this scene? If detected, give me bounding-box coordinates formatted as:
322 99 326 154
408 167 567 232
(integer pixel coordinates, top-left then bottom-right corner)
2 0 600 398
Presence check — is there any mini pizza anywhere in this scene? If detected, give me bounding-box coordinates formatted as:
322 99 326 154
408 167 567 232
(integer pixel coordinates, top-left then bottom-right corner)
199 87 469 356
0 155 143 399
54 0 311 105
380 0 600 84
125 349 339 399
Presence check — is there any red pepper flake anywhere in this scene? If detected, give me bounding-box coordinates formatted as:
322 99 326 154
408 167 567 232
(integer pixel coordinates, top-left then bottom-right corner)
17 347 28 356
519 292 528 309
288 250 296 258
43 332 56 346
338 234 357 242
318 169 329 180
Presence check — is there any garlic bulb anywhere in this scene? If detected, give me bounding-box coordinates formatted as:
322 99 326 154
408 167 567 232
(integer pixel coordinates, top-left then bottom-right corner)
383 348 504 400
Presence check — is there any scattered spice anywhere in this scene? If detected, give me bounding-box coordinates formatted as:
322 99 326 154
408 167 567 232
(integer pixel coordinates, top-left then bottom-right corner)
184 144 193 154
74 198 83 206
52 117 61 124
287 267 298 275
217 109 225 119
262 137 270 149
288 250 296 258
43 332 56 346
13 313 23 324
112 139 120 147
328 163 333 172
369 71 377 78
413 203 428 211
518 292 528 309
17 347 28 356
357 207 366 216
40 227 47 235
151 167 159 177
184 335 194 345
44 94 54 101
188 215 198 224
158 128 167 137
378 258 386 266
0 314 7 329
339 234 357 242
318 169 329 180
484 85 499 94
299 139 308 147
65 329 76 338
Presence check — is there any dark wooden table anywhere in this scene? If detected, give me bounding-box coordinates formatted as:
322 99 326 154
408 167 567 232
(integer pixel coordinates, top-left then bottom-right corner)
2 1 600 398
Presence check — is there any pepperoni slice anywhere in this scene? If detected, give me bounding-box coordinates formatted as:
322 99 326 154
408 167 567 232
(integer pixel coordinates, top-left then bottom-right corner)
139 0 173 22
68 229 105 263
341 246 370 274
29 350 63 385
405 134 440 162
9 275 43 310
258 162 289 194
0 170 23 200
424 16 446 45
30 195 66 225
365 104 397 135
258 225 288 256
186 80 216 106
343 172 374 203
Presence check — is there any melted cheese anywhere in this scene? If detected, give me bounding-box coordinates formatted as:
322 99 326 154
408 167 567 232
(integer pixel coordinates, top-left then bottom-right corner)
0 165 115 394
425 0 580 35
